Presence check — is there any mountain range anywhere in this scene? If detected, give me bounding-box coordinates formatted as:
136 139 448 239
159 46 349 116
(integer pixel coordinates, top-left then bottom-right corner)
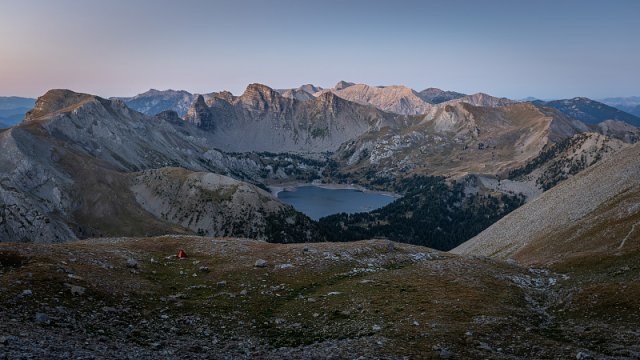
2 82 640 358
2 83 640 248
535 97 640 126
116 83 640 129
0 89 319 243
599 96 640 117
184 83 399 152
0 96 35 128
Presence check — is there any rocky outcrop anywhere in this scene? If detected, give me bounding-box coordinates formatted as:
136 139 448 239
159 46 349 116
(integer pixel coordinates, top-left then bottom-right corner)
131 168 319 242
185 95 215 130
506 132 629 191
594 119 640 143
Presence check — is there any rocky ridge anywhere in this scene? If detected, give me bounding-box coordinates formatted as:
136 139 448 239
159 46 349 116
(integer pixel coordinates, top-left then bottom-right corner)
452 140 640 263
331 102 591 182
184 83 400 152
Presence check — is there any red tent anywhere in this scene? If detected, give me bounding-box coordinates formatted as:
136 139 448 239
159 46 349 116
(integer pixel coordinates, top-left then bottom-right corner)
176 249 187 259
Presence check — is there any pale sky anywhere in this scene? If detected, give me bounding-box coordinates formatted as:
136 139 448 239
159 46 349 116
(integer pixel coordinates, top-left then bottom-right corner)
0 0 638 99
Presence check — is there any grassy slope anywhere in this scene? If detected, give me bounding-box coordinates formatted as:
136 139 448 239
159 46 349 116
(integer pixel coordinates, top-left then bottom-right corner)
2 236 638 358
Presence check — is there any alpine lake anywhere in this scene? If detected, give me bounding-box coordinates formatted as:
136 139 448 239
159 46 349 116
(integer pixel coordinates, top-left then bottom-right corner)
274 184 399 220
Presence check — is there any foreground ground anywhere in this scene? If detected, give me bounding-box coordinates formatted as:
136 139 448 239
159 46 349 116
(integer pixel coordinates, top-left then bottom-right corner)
0 236 638 359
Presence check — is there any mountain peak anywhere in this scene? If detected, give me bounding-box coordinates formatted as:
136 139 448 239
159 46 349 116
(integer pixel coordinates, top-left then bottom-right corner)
418 88 466 104
239 83 282 102
334 80 355 90
329 83 432 115
243 83 277 96
444 92 516 107
298 84 322 94
24 89 99 122
238 83 287 110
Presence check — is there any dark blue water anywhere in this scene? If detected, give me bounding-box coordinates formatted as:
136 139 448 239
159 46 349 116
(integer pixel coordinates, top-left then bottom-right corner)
276 185 397 220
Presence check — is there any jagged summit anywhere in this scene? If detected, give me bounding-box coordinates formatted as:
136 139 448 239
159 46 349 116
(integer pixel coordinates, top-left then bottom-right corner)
239 83 283 103
185 95 214 130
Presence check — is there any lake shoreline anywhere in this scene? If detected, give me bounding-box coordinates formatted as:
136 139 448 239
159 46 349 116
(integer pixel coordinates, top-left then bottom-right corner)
268 182 400 198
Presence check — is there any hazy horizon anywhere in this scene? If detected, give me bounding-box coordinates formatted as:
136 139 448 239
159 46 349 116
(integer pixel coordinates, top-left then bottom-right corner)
1 0 638 99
